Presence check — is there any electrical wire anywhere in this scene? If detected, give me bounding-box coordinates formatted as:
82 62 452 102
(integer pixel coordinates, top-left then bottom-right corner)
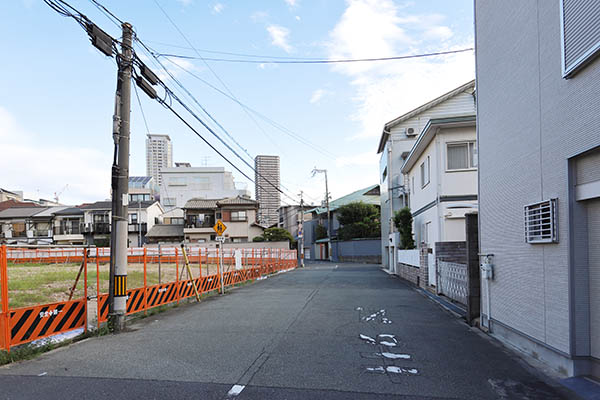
156 48 475 64
44 0 300 206
133 37 299 199
152 0 282 155
160 56 337 160
145 40 325 60
133 80 151 135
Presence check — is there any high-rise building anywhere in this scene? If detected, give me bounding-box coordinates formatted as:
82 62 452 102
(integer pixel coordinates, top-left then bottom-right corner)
255 155 280 227
146 134 173 186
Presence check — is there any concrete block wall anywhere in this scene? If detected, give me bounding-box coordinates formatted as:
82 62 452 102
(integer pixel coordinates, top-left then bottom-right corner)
435 241 467 264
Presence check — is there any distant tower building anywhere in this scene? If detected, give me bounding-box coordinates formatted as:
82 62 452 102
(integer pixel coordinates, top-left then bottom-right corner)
255 155 280 226
146 134 173 186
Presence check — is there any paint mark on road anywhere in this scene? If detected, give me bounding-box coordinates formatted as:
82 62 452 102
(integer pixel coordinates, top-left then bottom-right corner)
378 352 411 359
366 366 418 375
37 372 47 377
360 334 376 344
227 385 245 397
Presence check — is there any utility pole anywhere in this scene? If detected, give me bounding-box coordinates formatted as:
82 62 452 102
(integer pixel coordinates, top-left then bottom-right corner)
311 168 332 262
138 199 142 247
108 22 133 332
299 191 305 268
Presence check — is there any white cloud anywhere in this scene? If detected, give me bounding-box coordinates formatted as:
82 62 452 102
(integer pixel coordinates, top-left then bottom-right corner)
266 25 293 53
0 107 110 205
326 0 474 139
309 89 330 104
295 15 301 21
212 3 224 14
285 0 299 8
250 11 269 23
176 0 192 6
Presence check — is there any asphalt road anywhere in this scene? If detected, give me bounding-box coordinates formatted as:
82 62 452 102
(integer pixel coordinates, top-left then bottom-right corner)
0 263 574 399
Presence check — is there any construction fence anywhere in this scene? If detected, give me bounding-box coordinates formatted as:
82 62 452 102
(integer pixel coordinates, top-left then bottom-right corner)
0 245 297 352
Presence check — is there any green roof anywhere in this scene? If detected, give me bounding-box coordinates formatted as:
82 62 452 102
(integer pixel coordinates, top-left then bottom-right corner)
309 184 380 215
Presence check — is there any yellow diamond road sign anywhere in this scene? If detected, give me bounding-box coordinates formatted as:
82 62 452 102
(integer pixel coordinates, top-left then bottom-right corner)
213 219 227 236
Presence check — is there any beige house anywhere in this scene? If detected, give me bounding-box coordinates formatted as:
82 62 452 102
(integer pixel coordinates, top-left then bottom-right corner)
183 196 264 243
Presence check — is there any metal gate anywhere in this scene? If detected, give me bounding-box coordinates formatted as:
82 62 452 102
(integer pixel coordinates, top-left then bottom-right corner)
437 260 468 305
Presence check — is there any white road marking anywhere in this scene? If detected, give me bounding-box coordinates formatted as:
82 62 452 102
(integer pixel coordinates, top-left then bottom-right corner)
227 384 245 397
37 372 47 376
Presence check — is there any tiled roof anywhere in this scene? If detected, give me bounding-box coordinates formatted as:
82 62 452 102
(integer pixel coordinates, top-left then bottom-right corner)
53 207 84 216
146 224 184 238
184 196 258 209
79 201 112 210
184 199 219 209
0 200 41 211
217 197 258 206
0 207 49 219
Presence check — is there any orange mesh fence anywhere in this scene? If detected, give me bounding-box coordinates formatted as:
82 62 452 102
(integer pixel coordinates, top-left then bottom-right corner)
1 245 297 351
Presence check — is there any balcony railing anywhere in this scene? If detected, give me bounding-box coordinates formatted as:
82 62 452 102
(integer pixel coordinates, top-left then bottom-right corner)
128 223 147 233
185 220 215 229
93 223 111 234
54 225 84 235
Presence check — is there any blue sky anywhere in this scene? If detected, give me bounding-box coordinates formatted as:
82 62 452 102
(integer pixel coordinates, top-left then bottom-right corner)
0 0 474 206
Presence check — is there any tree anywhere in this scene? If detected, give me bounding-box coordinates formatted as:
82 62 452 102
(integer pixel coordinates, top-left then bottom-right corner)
315 224 328 240
335 201 380 241
262 227 294 243
393 207 415 249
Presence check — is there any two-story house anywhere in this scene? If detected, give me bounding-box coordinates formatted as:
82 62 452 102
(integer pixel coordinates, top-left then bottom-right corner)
80 200 163 246
183 196 264 243
52 207 85 245
377 81 476 273
401 115 477 285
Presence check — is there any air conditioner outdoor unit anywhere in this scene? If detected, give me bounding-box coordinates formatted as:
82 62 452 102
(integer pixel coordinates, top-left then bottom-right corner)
406 127 416 136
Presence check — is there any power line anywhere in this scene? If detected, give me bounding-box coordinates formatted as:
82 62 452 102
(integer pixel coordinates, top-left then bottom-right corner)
152 0 282 154
133 80 151 135
133 39 297 199
160 56 338 160
155 48 475 64
145 39 325 60
44 0 300 205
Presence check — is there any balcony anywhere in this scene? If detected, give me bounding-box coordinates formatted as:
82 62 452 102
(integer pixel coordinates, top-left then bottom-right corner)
54 225 84 235
185 220 215 229
93 222 111 234
128 223 147 233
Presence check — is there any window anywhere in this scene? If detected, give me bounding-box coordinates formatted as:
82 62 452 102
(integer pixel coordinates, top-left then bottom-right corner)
231 211 247 222
169 177 186 186
382 167 387 182
411 176 415 194
129 213 138 224
163 197 176 206
560 0 600 77
524 199 558 243
420 156 430 188
447 142 477 170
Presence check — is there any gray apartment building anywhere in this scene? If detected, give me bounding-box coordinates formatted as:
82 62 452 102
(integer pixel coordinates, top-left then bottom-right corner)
475 0 600 378
146 134 173 186
255 155 280 227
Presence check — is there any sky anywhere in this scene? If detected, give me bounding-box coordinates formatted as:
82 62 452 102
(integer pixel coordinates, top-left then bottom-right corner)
0 0 475 207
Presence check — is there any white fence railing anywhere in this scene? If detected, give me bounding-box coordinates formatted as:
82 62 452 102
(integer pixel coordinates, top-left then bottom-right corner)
397 249 419 267
438 260 468 306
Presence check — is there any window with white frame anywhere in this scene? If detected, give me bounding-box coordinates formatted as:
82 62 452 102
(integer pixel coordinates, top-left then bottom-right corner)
420 156 430 188
524 199 558 243
560 0 600 77
447 142 477 170
163 197 176 207
231 211 247 222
